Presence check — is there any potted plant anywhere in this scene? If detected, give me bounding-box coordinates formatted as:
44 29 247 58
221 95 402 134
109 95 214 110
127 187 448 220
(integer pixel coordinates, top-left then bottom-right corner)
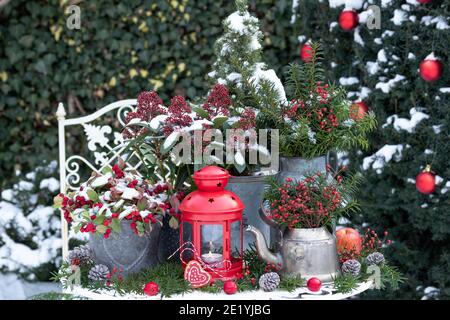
246 167 361 282
269 42 377 181
54 161 183 275
123 84 275 249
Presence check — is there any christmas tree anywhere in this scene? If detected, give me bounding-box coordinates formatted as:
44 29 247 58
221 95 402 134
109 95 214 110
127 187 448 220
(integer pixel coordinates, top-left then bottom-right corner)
293 0 449 299
209 0 286 120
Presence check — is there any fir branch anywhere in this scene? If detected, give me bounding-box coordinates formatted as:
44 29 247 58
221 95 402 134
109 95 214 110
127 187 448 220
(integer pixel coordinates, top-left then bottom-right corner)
332 274 360 294
279 275 305 292
379 264 405 291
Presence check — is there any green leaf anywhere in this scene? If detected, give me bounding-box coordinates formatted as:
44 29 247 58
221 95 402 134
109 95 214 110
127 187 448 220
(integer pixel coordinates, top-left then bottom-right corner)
137 221 145 233
110 218 121 233
160 131 180 154
144 153 157 165
82 211 90 220
213 116 228 128
169 216 179 229
96 225 107 234
137 197 147 211
73 224 82 234
192 106 210 119
93 215 105 225
86 189 99 202
101 166 112 174
234 162 246 174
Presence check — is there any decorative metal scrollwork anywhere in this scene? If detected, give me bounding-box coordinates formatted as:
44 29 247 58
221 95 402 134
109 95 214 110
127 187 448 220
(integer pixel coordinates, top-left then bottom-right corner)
63 101 140 191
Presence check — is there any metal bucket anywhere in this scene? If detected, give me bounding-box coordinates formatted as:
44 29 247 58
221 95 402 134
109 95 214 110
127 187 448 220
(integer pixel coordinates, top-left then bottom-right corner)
280 227 340 283
157 215 180 262
278 154 329 182
89 220 161 276
227 174 275 249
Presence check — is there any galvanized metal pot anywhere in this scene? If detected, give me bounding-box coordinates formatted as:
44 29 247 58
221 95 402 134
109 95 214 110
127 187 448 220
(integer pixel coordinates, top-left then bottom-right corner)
278 154 329 182
227 174 276 249
157 215 180 262
246 225 340 283
89 220 161 276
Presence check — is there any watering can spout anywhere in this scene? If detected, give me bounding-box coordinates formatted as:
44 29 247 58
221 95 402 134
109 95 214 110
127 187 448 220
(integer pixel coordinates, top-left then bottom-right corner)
245 225 282 266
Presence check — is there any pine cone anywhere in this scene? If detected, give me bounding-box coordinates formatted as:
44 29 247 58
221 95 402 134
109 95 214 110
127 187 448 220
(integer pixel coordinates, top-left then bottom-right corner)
259 272 280 292
366 252 385 266
88 264 110 282
68 244 93 266
341 259 361 276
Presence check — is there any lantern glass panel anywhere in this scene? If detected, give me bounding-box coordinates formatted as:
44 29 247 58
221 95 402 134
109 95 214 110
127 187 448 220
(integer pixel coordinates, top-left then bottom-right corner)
182 221 193 262
230 221 242 260
200 224 223 267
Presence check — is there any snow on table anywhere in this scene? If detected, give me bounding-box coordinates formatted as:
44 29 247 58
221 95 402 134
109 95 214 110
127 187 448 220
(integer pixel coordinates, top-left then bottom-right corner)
67 281 373 300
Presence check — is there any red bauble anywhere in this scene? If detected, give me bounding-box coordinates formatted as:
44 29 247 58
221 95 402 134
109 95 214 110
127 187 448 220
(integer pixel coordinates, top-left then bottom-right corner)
339 10 359 31
349 101 369 120
307 277 322 292
418 0 432 3
336 228 362 255
143 282 159 296
223 280 238 295
300 43 314 62
416 167 435 194
420 59 443 82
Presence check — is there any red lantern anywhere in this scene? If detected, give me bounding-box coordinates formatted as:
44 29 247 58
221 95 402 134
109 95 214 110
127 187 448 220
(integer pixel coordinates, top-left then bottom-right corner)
300 43 314 62
179 166 244 282
339 9 359 31
419 59 443 82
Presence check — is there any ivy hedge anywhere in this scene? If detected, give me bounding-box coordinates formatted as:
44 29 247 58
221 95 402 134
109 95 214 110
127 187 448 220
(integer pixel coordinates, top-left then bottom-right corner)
0 0 299 186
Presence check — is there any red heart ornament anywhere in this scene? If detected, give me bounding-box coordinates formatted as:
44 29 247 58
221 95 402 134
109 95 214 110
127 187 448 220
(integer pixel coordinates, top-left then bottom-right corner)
184 260 211 288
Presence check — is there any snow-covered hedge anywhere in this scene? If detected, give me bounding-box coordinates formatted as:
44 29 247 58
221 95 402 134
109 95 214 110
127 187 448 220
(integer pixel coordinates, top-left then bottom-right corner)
0 161 61 280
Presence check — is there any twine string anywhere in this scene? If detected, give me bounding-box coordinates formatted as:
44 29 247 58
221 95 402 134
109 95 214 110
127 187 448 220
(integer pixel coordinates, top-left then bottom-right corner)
167 241 233 278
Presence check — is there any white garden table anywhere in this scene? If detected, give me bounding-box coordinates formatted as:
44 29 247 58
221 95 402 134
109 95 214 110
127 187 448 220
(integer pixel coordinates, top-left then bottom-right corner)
66 280 373 300
57 101 373 301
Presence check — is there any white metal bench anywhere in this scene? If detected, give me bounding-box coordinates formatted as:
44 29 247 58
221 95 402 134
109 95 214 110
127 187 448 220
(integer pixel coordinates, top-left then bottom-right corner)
56 99 139 259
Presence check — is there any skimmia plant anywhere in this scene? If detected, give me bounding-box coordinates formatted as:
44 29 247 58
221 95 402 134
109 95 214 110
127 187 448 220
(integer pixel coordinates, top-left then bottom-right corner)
123 85 271 178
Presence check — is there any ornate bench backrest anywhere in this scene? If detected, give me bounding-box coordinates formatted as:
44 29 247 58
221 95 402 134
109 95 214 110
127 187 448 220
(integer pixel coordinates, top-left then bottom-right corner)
56 99 138 259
